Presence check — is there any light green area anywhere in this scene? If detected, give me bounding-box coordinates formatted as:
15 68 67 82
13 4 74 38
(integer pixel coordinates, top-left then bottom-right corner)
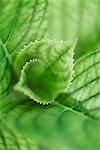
46 0 100 57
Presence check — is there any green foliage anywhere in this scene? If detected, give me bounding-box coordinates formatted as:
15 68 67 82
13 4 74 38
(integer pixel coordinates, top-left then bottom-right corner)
0 0 100 149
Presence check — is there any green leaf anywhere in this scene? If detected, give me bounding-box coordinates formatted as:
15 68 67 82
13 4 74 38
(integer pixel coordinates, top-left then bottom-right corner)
0 0 50 98
0 92 100 150
0 39 12 99
67 50 100 119
14 39 76 104
46 0 100 57
0 0 50 58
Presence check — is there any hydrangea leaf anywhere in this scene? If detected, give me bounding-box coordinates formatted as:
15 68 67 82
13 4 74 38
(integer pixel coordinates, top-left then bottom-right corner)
66 50 100 119
14 39 77 104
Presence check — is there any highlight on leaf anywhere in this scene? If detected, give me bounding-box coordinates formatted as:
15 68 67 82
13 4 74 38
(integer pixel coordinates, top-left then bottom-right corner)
14 39 77 104
67 50 100 119
0 39 12 99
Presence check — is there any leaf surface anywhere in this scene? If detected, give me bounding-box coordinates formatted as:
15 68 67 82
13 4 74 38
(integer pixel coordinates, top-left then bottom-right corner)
63 50 100 119
0 39 12 99
0 92 100 150
0 0 50 58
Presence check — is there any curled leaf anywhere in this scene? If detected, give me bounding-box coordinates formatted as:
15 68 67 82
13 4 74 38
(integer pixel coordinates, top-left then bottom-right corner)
14 39 77 104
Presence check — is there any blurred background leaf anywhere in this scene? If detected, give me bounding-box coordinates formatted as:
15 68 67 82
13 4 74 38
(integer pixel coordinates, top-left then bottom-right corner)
0 91 100 150
46 0 100 57
0 0 50 58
